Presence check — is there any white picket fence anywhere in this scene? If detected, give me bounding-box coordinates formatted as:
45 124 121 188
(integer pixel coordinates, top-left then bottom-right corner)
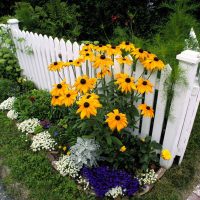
5 19 200 168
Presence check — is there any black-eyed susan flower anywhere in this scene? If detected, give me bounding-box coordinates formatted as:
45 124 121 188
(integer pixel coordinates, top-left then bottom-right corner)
142 56 165 71
96 68 112 78
161 149 172 160
106 45 122 56
50 79 68 96
136 78 153 94
120 146 127 152
131 48 148 61
74 75 97 94
106 109 128 132
51 95 62 106
64 59 74 67
119 41 135 52
115 73 136 93
76 98 102 119
138 104 154 118
93 55 113 69
80 52 95 62
81 44 94 51
60 89 77 107
116 56 132 66
48 61 65 71
94 44 108 52
73 58 84 67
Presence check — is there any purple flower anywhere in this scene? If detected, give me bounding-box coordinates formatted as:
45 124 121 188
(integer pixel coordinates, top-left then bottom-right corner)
40 120 50 129
54 131 59 137
81 166 139 197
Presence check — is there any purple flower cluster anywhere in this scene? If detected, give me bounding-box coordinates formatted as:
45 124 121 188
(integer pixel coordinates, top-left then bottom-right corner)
40 119 50 129
81 166 139 197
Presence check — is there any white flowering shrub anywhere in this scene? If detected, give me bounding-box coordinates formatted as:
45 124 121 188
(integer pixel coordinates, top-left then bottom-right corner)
54 155 82 178
0 97 15 111
30 131 56 152
7 109 18 120
105 186 124 199
17 118 40 134
77 176 90 191
137 169 157 186
70 137 101 167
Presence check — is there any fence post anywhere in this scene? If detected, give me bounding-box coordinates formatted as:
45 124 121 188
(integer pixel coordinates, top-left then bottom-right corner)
7 19 19 32
160 50 200 169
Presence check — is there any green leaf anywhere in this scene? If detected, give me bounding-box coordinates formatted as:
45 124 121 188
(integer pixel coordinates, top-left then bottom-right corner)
111 136 123 146
105 135 112 146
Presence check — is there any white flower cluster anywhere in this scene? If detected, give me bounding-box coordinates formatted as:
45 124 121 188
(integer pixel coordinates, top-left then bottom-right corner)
137 169 157 186
30 131 56 152
17 118 40 134
54 155 82 178
0 97 15 111
105 186 124 199
7 109 18 120
77 176 90 191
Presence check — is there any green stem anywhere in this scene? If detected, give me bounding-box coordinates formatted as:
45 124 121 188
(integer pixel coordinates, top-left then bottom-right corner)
57 70 63 81
121 63 124 73
86 60 89 76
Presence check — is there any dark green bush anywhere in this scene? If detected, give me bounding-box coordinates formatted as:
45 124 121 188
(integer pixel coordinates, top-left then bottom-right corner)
18 79 37 93
13 89 52 121
0 78 20 103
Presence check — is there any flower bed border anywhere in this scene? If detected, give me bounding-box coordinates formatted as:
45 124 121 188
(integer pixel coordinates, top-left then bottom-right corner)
47 151 166 197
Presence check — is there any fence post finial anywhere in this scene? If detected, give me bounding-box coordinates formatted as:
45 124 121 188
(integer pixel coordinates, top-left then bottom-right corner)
7 18 19 31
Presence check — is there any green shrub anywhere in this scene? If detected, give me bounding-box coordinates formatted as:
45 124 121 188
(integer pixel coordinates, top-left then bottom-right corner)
0 78 20 102
13 89 51 121
18 78 37 93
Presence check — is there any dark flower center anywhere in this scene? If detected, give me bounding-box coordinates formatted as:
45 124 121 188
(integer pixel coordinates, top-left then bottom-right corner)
86 44 89 46
54 62 58 65
77 62 80 64
55 96 59 99
125 41 129 45
80 79 86 84
111 46 116 49
123 58 126 60
66 94 71 97
87 95 91 99
86 53 90 56
100 55 106 59
142 81 147 86
69 60 73 62
115 115 121 120
125 78 131 83
99 44 103 47
146 106 150 110
85 49 88 51
154 57 159 61
57 84 62 89
84 102 90 108
139 49 144 53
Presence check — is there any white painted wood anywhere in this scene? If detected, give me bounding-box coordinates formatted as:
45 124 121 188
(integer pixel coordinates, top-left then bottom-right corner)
177 80 200 163
73 42 81 77
151 65 172 143
160 51 200 169
140 71 157 138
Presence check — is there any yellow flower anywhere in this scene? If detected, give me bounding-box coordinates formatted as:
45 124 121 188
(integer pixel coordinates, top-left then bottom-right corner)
138 104 154 118
48 61 65 71
142 56 165 71
106 109 128 132
94 44 108 52
80 93 100 102
116 56 132 66
76 98 102 119
115 73 136 93
93 55 113 69
51 95 63 106
106 45 122 56
50 79 68 96
136 78 153 94
80 51 95 62
58 145 62 149
140 138 145 142
131 48 148 61
120 146 127 152
96 68 112 78
63 146 67 151
67 151 71 156
161 149 172 160
60 89 77 107
119 41 135 52
81 44 94 51
64 60 74 67
74 75 97 94
73 58 84 67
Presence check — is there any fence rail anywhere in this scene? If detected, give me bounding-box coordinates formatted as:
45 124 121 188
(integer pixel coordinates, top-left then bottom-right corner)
4 19 200 168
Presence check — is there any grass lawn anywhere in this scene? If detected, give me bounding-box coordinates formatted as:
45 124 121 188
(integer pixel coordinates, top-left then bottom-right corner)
0 107 200 200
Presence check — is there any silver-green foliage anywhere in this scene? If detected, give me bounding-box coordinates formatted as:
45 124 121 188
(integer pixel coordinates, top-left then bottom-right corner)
70 137 101 167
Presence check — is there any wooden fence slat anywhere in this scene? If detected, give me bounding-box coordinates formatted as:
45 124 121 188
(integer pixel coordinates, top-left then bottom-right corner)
151 65 172 143
73 42 81 77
